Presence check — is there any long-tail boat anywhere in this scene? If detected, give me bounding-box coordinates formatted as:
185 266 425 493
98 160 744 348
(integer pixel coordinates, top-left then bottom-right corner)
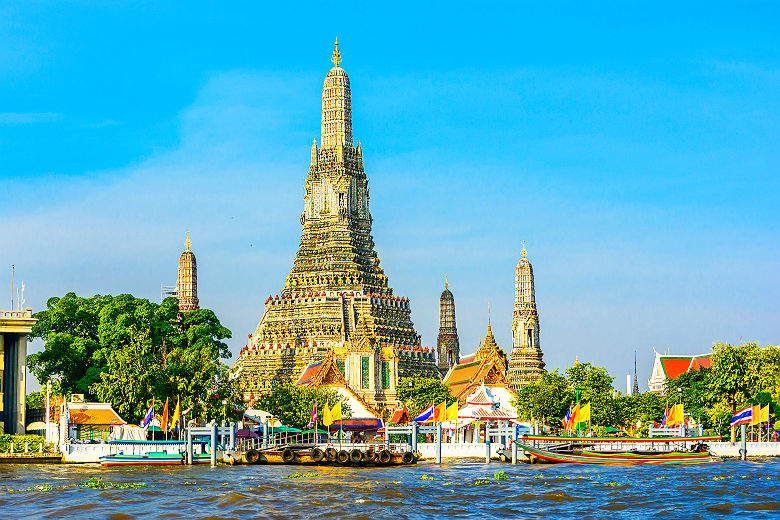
99 451 211 466
516 434 722 465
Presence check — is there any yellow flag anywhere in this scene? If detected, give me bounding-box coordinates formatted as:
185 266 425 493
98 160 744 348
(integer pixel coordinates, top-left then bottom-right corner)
322 403 333 427
578 402 590 424
171 396 180 430
760 405 770 422
331 401 342 422
671 403 685 425
446 401 458 422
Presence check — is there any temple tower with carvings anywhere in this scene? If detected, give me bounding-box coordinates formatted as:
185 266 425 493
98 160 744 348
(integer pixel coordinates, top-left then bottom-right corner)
233 42 437 412
508 242 545 387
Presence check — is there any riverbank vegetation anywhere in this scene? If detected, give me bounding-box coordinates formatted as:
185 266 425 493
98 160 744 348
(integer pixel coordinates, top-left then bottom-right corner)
28 292 240 423
260 382 351 428
511 342 779 437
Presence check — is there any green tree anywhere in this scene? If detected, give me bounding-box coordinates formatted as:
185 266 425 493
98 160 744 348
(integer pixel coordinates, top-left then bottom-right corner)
706 342 761 415
664 366 711 425
395 375 454 416
28 292 234 424
565 362 616 427
261 382 350 429
512 370 573 425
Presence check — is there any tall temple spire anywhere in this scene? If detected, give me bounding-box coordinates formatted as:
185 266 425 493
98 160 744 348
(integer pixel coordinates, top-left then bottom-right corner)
321 39 352 148
235 42 437 408
633 351 640 395
176 233 198 312
437 279 459 374
508 243 545 388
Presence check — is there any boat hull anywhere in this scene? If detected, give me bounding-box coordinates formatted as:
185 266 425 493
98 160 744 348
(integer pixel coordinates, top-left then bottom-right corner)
99 453 211 466
516 441 722 465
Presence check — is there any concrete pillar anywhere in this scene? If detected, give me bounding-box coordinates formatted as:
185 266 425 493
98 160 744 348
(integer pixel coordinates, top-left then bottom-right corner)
411 423 418 452
512 431 518 465
384 426 390 447
740 424 747 460
210 423 218 466
262 421 268 449
229 422 235 451
186 428 193 465
436 423 442 464
485 440 491 464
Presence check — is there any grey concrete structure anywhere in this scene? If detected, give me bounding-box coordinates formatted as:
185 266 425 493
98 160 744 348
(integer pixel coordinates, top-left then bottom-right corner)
0 308 36 434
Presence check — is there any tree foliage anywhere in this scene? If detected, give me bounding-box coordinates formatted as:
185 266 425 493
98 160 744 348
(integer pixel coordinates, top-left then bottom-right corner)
513 370 572 423
28 292 235 423
261 382 351 429
395 375 454 416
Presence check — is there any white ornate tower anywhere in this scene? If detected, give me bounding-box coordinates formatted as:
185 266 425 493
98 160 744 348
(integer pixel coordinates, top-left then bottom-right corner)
508 241 544 387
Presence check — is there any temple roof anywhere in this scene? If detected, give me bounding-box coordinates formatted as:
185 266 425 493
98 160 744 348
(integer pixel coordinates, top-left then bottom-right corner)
68 403 125 425
659 354 711 380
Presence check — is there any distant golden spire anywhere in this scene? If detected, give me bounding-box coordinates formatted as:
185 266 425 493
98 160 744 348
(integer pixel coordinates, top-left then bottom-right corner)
487 302 491 329
445 275 448 290
575 356 580 366
521 240 527 259
185 231 191 251
331 38 342 67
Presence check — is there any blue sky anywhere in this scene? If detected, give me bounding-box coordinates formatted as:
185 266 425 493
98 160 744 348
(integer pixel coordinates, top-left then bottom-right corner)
2 2 778 392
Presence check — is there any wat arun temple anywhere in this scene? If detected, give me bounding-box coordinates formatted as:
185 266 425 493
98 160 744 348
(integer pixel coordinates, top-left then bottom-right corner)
232 42 438 413
232 43 545 414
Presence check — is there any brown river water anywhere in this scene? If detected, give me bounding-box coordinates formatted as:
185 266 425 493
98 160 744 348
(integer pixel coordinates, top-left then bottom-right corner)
1 458 779 519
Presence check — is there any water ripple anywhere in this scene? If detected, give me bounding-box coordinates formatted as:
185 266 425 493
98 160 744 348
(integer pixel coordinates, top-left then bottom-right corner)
1 459 780 518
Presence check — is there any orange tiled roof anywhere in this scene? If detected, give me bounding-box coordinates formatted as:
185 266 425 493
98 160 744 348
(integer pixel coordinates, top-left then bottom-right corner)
69 406 125 425
295 360 326 387
660 354 711 381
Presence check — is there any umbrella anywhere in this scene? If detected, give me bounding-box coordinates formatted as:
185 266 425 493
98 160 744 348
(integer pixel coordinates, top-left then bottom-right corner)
271 425 301 433
236 429 259 438
302 428 328 434
147 425 163 432
26 421 46 431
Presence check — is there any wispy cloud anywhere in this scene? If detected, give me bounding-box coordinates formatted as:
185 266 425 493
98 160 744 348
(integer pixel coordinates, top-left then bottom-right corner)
0 112 62 124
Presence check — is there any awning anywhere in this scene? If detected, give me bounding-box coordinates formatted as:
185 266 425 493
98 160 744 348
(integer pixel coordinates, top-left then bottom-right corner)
331 418 383 431
473 407 517 420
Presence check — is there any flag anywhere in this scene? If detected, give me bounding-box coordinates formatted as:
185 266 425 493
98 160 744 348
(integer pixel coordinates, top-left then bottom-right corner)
562 405 573 430
161 398 169 433
661 403 669 427
414 402 435 423
670 403 684 425
308 401 318 428
322 403 333 427
731 406 753 426
171 397 181 431
331 400 342 422
142 398 155 429
434 402 446 422
751 405 761 426
578 402 590 425
760 405 770 423
446 401 458 422
568 403 580 430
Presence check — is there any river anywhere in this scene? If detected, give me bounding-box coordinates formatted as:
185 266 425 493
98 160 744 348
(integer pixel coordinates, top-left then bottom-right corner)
1 459 779 519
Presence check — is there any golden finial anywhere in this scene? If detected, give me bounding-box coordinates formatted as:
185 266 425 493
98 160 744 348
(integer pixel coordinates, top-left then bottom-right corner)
445 275 448 290
521 240 527 259
331 38 342 67
575 356 580 366
184 231 191 251
487 303 491 328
